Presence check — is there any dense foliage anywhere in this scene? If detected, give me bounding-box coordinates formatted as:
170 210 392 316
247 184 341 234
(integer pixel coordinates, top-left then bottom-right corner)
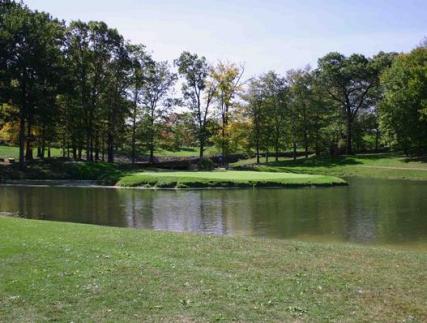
0 1 426 167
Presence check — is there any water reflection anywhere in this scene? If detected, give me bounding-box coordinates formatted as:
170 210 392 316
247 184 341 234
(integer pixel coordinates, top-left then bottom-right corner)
0 178 426 246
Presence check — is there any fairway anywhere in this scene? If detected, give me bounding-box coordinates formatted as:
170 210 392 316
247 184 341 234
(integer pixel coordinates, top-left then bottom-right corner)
117 170 346 188
233 154 427 181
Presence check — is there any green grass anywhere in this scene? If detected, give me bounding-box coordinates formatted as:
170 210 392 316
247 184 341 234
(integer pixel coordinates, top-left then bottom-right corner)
232 153 427 181
0 159 126 184
0 216 426 322
155 146 219 158
0 145 63 160
0 145 218 159
117 170 346 188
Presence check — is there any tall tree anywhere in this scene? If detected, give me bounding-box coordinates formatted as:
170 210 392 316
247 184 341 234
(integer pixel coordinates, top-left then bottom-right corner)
127 44 153 164
243 77 269 164
211 62 244 160
287 68 330 158
259 71 288 161
175 51 216 158
317 53 379 154
102 30 130 163
141 61 176 162
380 46 427 154
0 1 65 166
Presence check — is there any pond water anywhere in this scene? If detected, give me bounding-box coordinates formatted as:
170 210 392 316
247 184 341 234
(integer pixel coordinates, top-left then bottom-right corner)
1 178 426 248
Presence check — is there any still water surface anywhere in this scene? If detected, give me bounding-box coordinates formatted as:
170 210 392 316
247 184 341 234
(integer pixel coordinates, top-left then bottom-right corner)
1 178 426 247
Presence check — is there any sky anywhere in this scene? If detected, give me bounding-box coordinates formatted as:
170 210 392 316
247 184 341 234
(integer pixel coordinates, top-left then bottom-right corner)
25 0 427 77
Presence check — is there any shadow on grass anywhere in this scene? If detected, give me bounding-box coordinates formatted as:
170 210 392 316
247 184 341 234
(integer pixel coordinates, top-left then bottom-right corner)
260 153 400 169
403 156 427 164
265 156 360 168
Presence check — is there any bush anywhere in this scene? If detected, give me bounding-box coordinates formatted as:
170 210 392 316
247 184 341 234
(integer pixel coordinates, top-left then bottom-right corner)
197 158 215 170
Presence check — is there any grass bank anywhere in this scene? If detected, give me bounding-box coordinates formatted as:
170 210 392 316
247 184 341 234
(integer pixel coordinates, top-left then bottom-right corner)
117 170 346 188
0 160 125 184
0 217 426 322
233 153 427 181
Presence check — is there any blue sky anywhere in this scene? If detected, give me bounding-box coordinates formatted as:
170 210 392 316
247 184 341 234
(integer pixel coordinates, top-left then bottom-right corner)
25 0 426 77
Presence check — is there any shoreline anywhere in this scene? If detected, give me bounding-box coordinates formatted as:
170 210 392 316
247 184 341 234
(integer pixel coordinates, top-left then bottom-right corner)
0 178 347 190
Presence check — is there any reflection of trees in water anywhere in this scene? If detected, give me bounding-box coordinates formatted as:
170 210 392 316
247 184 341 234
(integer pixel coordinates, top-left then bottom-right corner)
117 190 257 236
1 180 427 245
247 189 348 241
119 190 228 234
343 182 378 244
0 186 128 227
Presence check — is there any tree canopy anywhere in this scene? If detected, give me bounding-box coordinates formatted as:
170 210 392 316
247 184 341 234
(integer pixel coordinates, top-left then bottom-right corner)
1 1 425 167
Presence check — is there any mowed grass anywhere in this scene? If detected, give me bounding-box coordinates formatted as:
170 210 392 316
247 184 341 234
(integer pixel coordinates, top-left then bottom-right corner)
155 146 219 158
233 153 427 181
0 145 215 160
0 216 426 322
0 145 63 160
117 170 346 188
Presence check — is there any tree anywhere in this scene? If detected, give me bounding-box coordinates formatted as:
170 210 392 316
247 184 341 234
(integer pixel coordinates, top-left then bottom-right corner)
259 71 288 161
0 2 65 166
380 46 427 154
243 77 269 164
127 44 153 163
64 20 131 162
141 61 176 162
102 31 130 163
287 68 332 158
317 53 381 154
211 62 244 160
175 51 216 158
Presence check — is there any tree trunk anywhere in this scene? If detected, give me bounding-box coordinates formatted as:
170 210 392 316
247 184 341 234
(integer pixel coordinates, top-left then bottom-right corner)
62 133 66 158
149 148 154 162
25 117 33 161
149 111 155 163
107 132 114 163
131 92 138 164
221 125 226 161
375 128 380 152
199 127 205 159
293 142 297 161
346 113 353 155
131 115 137 164
86 132 91 161
304 130 309 159
199 140 204 159
19 114 25 168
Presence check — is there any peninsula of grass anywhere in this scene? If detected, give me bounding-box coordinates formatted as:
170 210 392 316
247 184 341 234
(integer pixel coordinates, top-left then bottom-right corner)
233 153 427 181
1 216 426 322
116 170 346 188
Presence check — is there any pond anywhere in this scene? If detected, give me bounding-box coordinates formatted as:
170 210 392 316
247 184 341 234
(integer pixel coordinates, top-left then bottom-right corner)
1 178 426 248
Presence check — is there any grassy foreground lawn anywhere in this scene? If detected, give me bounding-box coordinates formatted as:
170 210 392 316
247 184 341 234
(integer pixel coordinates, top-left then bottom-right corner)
117 170 346 188
0 217 426 322
233 153 427 181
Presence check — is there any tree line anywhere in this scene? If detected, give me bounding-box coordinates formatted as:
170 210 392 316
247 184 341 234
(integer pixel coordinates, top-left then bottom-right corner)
1 1 426 168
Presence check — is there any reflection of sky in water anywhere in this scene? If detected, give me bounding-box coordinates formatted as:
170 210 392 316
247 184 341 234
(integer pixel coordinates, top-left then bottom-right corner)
1 178 427 247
